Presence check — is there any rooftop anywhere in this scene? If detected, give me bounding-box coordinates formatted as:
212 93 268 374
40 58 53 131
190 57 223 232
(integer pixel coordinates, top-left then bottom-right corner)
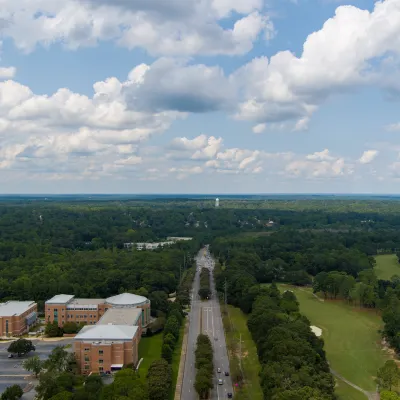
106 293 148 306
74 324 139 341
45 294 75 304
97 308 142 326
70 298 105 306
0 301 36 317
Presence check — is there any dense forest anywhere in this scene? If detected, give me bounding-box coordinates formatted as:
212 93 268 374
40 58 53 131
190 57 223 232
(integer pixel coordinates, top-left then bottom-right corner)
4 197 400 398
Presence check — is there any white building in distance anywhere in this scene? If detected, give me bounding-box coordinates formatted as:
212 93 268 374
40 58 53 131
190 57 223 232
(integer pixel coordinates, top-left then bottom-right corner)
215 198 219 208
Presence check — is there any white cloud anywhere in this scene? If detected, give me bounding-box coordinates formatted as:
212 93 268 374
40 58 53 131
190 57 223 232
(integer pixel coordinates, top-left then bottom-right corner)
0 0 272 56
252 123 266 133
286 150 353 178
232 0 400 128
358 150 378 164
386 123 400 132
0 67 16 79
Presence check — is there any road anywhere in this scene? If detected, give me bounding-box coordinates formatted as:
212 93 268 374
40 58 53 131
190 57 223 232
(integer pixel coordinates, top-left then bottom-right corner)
182 246 233 400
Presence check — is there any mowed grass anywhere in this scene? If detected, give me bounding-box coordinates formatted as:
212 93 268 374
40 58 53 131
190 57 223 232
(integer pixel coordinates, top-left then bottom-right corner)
335 380 369 400
224 306 263 400
137 332 163 379
278 285 387 392
374 254 400 280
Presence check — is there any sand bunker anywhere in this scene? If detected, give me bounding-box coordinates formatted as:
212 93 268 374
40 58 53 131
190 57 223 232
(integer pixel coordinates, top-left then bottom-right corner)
311 326 322 337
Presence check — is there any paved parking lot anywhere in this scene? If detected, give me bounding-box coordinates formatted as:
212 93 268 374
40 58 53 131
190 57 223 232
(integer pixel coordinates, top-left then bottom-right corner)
0 339 73 397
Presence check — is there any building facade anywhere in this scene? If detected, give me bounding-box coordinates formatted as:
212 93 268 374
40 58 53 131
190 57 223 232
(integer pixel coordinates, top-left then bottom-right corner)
45 293 150 374
45 293 150 328
0 301 37 337
73 324 140 375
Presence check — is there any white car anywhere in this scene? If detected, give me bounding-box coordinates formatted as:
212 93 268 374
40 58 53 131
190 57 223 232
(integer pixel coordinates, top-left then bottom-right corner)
218 379 223 385
217 368 221 373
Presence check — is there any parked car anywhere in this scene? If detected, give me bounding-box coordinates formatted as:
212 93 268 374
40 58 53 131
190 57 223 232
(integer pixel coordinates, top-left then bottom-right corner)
217 368 221 373
227 394 233 399
224 371 229 376
8 354 13 358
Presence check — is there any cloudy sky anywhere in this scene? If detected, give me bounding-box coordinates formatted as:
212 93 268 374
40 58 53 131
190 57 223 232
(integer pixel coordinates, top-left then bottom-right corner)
0 0 400 194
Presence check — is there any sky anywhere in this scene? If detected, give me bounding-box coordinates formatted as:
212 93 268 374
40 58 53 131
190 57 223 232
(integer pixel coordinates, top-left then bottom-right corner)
0 0 400 194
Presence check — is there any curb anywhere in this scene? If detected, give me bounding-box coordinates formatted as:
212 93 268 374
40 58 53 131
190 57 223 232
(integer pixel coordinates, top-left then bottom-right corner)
174 319 190 400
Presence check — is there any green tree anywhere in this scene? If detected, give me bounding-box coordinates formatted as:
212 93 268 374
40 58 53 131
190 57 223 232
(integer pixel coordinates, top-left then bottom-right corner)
62 322 82 334
0 385 23 400
7 339 35 357
381 391 400 400
147 359 172 400
22 355 43 377
48 392 73 400
161 343 173 363
377 361 400 391
45 321 63 337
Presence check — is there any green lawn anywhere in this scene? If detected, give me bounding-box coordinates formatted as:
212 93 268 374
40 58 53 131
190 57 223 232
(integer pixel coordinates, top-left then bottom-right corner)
279 285 387 392
137 332 163 380
223 305 263 400
374 254 400 280
335 380 368 400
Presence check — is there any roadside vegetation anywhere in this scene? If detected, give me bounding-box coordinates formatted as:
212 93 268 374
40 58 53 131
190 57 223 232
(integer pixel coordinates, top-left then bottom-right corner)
198 268 211 300
194 334 214 399
221 305 263 400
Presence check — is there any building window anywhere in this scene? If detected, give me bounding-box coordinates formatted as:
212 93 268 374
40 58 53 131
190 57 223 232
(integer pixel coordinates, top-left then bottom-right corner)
89 315 92 318
99 367 104 372
84 365 90 370
5 320 9 335
99 350 103 355
84 348 90 351
84 357 90 362
84 315 87 318
99 359 103 364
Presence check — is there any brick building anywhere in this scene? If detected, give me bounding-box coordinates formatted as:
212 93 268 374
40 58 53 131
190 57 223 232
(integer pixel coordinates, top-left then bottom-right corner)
45 293 151 328
45 293 150 374
0 301 38 337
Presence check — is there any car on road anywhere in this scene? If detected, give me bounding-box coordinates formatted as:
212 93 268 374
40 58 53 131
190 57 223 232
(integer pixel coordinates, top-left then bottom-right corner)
224 371 229 376
217 368 221 373
7 354 13 358
218 379 223 385
227 394 233 398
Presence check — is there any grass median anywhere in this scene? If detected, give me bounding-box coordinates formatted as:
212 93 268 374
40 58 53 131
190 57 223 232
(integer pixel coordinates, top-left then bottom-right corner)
221 305 263 400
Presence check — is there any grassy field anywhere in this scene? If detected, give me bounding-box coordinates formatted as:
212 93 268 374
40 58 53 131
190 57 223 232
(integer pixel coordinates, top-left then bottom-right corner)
335 380 369 400
374 254 400 280
278 285 387 392
223 305 263 400
137 332 163 379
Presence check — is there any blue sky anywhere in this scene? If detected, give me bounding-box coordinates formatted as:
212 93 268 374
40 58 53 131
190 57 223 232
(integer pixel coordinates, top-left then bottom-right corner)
0 0 399 194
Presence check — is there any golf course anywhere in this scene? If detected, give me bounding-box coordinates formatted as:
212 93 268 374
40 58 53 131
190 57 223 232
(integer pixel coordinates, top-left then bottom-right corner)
374 254 400 280
278 285 388 399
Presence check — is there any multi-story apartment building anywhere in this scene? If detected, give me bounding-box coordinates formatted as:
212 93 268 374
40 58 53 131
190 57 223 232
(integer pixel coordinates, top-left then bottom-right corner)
0 301 37 336
45 293 150 328
45 293 150 374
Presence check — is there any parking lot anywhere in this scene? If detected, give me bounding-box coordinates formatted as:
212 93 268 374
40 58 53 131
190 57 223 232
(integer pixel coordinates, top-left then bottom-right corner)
0 339 73 397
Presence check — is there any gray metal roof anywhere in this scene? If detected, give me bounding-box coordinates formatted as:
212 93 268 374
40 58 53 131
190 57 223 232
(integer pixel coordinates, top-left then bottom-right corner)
105 293 148 306
74 324 139 341
0 301 36 317
97 308 142 326
45 294 75 304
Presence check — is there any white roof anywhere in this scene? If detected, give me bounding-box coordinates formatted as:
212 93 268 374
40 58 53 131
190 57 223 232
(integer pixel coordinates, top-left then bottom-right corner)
74 324 138 341
98 308 142 326
46 294 75 304
0 301 36 317
106 293 148 306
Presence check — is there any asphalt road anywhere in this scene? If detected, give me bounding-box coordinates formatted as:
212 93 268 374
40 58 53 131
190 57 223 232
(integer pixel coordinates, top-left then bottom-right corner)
182 246 233 400
0 339 73 397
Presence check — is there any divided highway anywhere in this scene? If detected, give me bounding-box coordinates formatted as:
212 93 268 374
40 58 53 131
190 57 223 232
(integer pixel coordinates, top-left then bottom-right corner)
181 247 233 400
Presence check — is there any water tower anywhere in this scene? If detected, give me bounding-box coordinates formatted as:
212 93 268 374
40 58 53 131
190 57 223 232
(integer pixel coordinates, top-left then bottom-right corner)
215 198 219 208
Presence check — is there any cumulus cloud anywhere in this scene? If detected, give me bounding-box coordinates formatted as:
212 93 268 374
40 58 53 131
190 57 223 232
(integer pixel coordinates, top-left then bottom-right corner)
358 150 378 164
0 0 273 56
386 123 400 132
232 0 400 129
286 150 353 178
124 58 234 113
